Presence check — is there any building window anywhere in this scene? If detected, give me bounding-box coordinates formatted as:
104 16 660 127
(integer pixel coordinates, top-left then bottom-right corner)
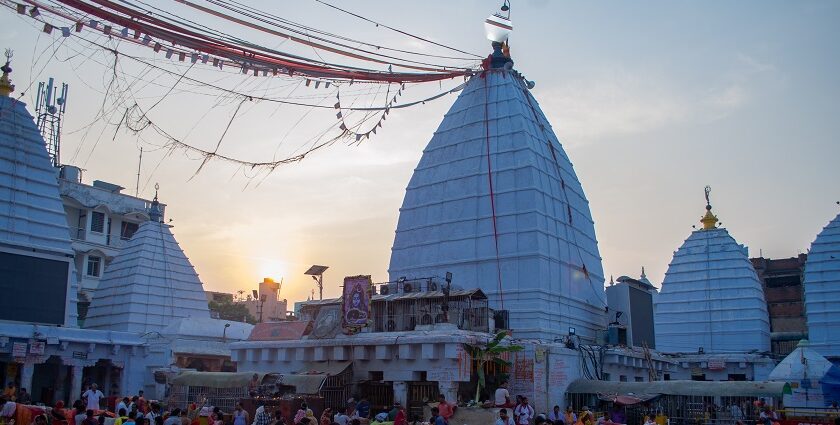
619 375 627 382
90 212 105 233
120 221 139 240
635 376 644 382
728 374 747 381
86 256 101 277
664 373 671 381
602 373 611 381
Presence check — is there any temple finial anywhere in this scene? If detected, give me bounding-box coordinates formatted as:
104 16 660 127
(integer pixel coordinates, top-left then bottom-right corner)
640 266 647 279
149 183 162 222
609 275 614 285
0 49 15 97
700 185 719 230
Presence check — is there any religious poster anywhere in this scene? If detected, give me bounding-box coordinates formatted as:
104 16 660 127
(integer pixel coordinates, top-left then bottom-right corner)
342 275 372 334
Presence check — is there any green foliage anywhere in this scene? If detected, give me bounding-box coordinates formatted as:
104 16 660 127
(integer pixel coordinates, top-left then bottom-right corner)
464 331 524 403
208 300 257 324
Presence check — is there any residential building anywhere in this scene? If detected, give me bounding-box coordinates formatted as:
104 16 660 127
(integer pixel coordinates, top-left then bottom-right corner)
751 255 808 358
57 166 165 320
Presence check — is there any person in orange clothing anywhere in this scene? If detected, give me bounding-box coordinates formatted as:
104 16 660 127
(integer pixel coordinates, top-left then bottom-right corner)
437 394 455 424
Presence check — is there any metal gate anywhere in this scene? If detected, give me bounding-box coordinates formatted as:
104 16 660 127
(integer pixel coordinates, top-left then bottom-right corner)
408 382 439 421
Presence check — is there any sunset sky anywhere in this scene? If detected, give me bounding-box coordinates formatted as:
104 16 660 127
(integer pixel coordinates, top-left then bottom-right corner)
2 0 838 304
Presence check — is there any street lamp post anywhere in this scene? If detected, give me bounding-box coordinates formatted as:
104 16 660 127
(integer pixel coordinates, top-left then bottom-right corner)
304 265 329 300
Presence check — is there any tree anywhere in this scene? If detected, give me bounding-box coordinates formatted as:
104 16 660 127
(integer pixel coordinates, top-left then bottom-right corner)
464 331 524 403
208 300 257 324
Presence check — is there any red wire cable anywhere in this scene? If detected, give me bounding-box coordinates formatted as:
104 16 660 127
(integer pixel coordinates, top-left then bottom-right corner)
43 0 470 83
484 72 504 311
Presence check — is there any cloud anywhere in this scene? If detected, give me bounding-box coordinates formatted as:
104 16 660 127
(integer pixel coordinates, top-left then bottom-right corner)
539 58 776 145
539 73 688 145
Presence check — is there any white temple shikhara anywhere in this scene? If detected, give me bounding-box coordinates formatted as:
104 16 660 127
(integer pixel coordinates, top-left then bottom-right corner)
655 187 771 354
388 43 607 340
803 210 840 360
85 191 211 333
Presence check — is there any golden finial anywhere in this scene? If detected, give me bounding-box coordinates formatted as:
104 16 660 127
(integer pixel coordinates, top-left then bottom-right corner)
0 49 15 97
700 185 718 230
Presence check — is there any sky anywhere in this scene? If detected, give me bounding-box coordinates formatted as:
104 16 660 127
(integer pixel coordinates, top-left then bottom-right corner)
2 0 839 304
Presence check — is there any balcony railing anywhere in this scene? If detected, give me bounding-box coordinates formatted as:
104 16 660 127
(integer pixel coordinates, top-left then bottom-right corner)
68 227 128 248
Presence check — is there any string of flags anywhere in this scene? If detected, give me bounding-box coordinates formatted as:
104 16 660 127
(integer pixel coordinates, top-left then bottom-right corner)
11 0 474 84
335 83 405 143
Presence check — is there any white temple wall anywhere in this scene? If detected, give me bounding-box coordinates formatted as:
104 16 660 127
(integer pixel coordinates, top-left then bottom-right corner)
666 356 776 381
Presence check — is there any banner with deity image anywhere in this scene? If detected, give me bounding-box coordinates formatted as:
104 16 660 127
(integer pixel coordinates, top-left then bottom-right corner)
342 275 372 334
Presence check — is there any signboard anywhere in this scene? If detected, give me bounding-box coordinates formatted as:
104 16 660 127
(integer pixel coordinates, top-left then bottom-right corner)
707 359 726 370
428 368 457 382
72 351 88 360
12 342 27 357
29 341 45 355
342 275 372 334
511 353 535 400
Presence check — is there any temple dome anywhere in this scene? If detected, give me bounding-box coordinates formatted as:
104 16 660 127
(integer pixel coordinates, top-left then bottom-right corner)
654 212 770 353
388 66 606 340
803 211 840 359
0 94 78 327
85 218 210 333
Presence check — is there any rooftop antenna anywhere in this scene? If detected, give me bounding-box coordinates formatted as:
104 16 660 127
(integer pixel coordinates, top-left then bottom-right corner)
35 76 68 168
135 147 143 197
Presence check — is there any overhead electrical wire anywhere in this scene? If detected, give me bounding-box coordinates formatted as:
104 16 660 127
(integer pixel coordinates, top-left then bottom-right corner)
1 0 479 176
312 0 482 58
219 0 478 61
20 0 477 82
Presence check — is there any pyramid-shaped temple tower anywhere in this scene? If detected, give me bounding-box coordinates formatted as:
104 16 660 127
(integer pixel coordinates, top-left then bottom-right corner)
389 45 606 340
655 195 770 353
85 197 210 333
803 211 840 359
0 61 78 327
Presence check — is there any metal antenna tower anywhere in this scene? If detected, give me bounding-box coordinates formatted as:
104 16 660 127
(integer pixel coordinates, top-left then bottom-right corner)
35 78 68 168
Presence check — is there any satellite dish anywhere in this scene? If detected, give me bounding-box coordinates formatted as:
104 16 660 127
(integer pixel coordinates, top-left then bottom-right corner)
403 283 413 293
380 285 389 295
428 281 439 291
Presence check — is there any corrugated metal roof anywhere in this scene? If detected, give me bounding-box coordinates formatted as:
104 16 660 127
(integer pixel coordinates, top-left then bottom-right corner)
566 379 789 397
171 372 268 388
